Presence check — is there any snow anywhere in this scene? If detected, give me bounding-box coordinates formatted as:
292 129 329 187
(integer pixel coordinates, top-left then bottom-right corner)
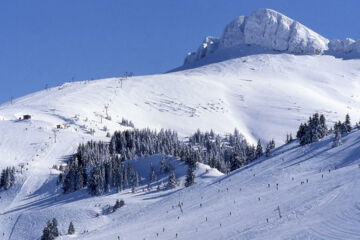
184 9 329 65
184 37 220 65
5 126 360 240
328 38 360 58
0 24 359 239
183 8 359 67
244 9 328 54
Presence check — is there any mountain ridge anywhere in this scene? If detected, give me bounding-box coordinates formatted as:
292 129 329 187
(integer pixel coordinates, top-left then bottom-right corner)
182 9 360 68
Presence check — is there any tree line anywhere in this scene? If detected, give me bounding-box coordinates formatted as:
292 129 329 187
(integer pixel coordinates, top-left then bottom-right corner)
60 128 267 195
59 112 355 197
296 113 352 146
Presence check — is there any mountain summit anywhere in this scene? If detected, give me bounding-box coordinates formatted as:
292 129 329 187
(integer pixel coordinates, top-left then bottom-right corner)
183 9 360 66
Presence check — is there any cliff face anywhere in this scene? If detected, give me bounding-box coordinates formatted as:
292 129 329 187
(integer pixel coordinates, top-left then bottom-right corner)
184 9 358 66
328 38 360 54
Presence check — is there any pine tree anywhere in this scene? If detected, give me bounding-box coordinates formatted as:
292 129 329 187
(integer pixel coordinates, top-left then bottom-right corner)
265 144 271 157
41 221 52 240
185 165 195 187
88 167 104 196
41 218 59 240
345 114 351 133
255 140 263 158
0 169 5 188
114 199 125 211
230 152 243 171
0 167 15 190
269 139 275 149
160 157 166 173
332 129 342 148
51 218 59 238
68 221 75 235
148 163 156 189
167 171 178 188
319 114 328 137
296 123 306 139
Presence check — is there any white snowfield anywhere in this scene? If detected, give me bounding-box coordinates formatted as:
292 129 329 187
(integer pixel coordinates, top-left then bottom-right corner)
0 10 360 238
53 128 359 240
184 9 360 66
0 52 359 239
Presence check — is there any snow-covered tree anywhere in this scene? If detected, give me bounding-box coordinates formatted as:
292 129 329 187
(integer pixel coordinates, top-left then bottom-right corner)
41 218 59 240
230 152 244 171
344 114 351 133
167 171 178 188
88 167 105 196
0 167 15 190
62 127 263 195
148 163 156 189
332 129 342 148
255 140 263 158
265 144 271 157
297 113 328 145
160 157 166 173
185 165 195 187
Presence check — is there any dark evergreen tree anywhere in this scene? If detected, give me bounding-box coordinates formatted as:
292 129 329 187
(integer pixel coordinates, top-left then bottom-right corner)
167 170 178 188
68 221 75 235
185 165 195 187
51 218 59 237
88 167 104 196
297 113 328 145
0 167 15 190
230 152 244 171
265 144 271 157
41 221 52 240
41 218 59 240
160 157 166 173
296 123 306 139
344 114 351 133
255 140 263 158
114 199 125 211
269 139 275 149
319 114 328 137
148 163 156 189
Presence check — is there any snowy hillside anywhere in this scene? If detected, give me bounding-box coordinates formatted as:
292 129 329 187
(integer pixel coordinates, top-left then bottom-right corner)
2 116 360 240
182 9 360 68
53 127 360 240
0 53 359 239
0 8 359 240
1 53 359 145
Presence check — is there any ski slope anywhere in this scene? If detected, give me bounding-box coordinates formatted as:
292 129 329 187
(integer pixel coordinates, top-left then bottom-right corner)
0 51 359 239
54 128 360 240
3 121 360 240
1 53 360 145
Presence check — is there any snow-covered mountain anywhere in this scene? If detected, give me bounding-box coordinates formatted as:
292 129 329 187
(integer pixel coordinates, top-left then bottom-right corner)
182 9 360 68
0 8 359 240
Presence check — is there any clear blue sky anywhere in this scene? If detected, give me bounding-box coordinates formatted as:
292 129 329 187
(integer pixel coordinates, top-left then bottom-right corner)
0 0 359 104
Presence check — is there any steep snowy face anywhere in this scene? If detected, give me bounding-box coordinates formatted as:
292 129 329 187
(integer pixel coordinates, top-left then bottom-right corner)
219 16 247 48
244 9 328 54
329 38 360 54
184 8 330 65
184 36 219 65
